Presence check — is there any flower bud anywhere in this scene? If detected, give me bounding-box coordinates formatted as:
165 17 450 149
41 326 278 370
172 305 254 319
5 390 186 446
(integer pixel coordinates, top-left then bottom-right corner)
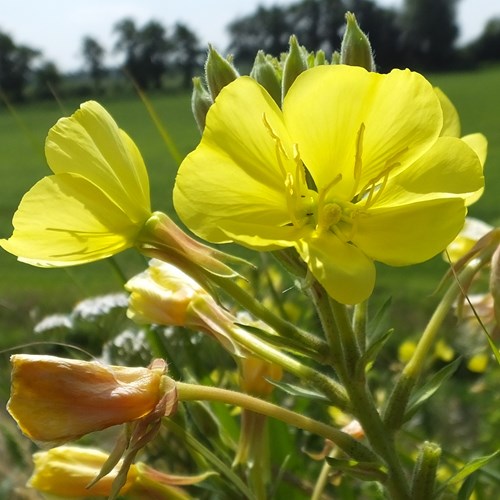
250 50 282 105
281 35 308 100
28 446 139 498
191 76 213 132
7 355 172 444
126 259 244 356
340 12 376 71
205 45 239 100
126 259 203 326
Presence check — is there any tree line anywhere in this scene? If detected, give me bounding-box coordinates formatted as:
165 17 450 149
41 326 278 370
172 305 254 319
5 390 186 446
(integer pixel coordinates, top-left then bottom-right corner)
1 0 500 102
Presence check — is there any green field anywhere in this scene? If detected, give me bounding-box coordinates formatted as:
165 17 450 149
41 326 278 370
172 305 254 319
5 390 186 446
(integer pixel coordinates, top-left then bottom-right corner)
0 65 499 352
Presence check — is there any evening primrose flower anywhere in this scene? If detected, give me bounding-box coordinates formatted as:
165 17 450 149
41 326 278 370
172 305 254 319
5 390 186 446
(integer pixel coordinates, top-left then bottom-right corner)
174 65 485 303
0 101 151 266
7 355 174 443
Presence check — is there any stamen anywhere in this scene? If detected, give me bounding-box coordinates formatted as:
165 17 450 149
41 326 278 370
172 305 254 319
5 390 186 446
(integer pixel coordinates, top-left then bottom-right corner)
262 113 309 228
350 122 365 200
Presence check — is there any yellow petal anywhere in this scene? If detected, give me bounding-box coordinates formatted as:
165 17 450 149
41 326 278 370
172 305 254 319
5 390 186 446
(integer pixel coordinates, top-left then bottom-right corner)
354 197 466 265
296 232 375 304
174 77 297 246
461 133 488 206
434 87 461 137
283 66 442 198
372 136 484 207
46 101 150 221
0 173 139 266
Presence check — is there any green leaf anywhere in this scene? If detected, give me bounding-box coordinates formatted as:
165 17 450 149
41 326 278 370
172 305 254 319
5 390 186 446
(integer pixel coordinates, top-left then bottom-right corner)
457 471 478 500
325 457 388 482
366 296 392 344
266 379 330 403
437 450 500 495
356 329 393 376
405 357 462 421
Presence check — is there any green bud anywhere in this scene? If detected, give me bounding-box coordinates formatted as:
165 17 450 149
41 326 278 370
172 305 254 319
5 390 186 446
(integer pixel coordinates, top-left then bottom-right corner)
250 51 282 105
205 45 239 100
191 77 212 133
314 50 327 66
410 441 441 499
331 50 341 65
281 35 308 100
340 12 376 71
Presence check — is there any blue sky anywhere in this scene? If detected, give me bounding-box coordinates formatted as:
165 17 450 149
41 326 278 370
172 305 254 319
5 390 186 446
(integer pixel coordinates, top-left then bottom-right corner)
1 0 499 72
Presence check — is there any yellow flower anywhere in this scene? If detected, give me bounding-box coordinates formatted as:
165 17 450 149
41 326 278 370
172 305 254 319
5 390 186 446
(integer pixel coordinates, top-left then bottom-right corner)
28 446 139 498
1 101 151 266
174 65 484 304
7 354 168 443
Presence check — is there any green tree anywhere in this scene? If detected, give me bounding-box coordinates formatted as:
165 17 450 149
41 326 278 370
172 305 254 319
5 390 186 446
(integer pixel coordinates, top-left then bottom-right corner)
32 61 62 100
0 31 39 101
113 18 170 89
82 36 106 93
171 23 204 89
227 5 291 61
399 0 459 70
470 17 500 62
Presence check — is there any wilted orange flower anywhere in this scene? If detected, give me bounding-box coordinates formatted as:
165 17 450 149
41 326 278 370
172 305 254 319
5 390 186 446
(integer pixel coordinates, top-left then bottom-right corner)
8 355 172 443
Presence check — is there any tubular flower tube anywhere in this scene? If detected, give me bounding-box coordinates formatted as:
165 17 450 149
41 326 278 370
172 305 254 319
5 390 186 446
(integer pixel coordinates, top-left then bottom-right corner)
7 355 174 444
0 101 151 266
174 65 485 304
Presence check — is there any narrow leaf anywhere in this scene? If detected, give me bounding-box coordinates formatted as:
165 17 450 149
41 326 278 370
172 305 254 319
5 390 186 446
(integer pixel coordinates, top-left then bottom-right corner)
405 357 462 421
437 450 500 494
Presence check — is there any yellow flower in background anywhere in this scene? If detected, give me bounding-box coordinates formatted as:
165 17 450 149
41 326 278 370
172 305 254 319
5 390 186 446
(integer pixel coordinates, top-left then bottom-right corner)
0 101 151 266
28 446 139 498
7 355 169 443
446 217 493 263
174 65 485 304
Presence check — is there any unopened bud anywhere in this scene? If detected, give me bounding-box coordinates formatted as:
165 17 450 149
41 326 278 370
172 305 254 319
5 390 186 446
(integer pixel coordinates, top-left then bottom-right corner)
314 49 327 66
282 35 308 100
250 50 282 105
205 45 239 100
410 441 441 499
340 12 376 71
331 51 341 65
191 77 212 132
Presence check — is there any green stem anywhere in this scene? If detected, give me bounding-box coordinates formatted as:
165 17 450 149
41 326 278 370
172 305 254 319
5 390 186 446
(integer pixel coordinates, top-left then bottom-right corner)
210 273 331 363
309 282 348 381
311 458 333 500
314 285 410 499
383 257 486 431
353 300 368 354
176 382 376 463
229 324 349 410
330 298 361 376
